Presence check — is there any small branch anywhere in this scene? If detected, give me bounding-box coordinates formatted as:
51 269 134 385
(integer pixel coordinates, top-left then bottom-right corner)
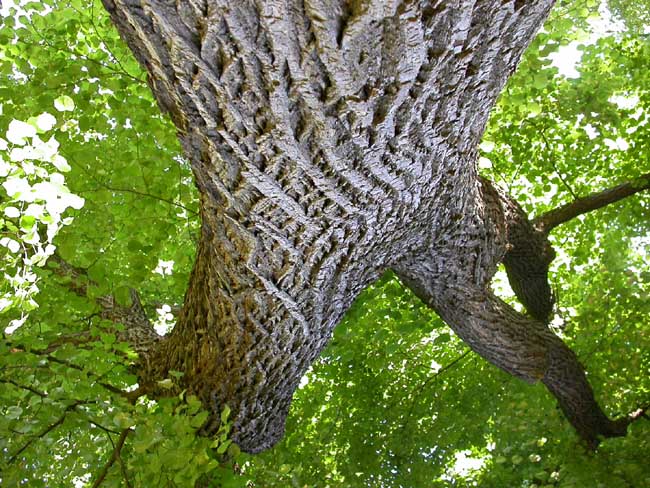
118 445 133 488
400 349 471 431
88 1 142 85
91 428 132 488
0 378 48 398
47 253 162 356
535 173 650 232
549 156 578 200
42 332 94 353
24 10 145 84
78 185 198 216
8 401 84 464
538 126 578 200
5 345 148 403
48 252 94 297
418 350 472 392
45 355 147 402
87 418 123 436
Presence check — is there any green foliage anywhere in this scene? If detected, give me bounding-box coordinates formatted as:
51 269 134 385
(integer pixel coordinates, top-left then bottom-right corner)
1 0 649 487
0 1 219 486
1 109 83 324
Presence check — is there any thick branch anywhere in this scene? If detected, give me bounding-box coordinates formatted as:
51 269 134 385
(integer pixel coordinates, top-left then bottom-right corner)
542 345 629 448
535 173 650 232
395 248 630 449
480 178 555 322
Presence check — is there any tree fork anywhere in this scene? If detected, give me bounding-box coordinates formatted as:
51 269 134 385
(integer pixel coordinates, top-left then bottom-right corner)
98 0 642 454
479 177 556 322
480 172 650 323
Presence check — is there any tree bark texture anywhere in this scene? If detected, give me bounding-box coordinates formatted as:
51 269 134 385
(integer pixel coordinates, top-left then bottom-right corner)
101 0 628 453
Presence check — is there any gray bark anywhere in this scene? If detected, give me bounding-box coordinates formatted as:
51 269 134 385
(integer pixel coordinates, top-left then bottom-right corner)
101 0 629 453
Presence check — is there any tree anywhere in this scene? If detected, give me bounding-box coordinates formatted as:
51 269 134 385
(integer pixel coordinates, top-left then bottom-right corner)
1 0 648 486
98 0 649 450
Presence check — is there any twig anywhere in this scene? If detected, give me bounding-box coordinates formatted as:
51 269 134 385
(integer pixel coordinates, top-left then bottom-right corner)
88 0 141 84
23 15 144 84
415 350 471 395
0 378 48 398
400 349 472 431
91 428 132 488
87 418 123 436
538 129 578 200
8 401 84 464
5 344 147 403
78 185 198 216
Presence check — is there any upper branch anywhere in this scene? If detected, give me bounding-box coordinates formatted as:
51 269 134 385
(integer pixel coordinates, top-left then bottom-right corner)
535 173 650 233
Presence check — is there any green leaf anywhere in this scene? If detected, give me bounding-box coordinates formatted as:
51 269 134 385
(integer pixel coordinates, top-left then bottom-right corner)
190 411 209 429
53 95 75 112
6 406 23 420
113 412 135 429
157 378 174 390
20 214 36 230
216 439 232 454
220 404 231 424
114 286 132 307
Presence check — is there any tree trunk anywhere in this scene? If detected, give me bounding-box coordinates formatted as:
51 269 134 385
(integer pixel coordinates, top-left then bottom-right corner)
101 0 627 453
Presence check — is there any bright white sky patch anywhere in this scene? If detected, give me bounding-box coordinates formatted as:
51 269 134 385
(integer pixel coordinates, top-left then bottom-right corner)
298 372 310 389
448 449 488 479
549 43 583 78
610 94 640 110
0 0 50 17
491 268 516 299
548 5 625 79
153 304 176 335
154 259 174 276
583 123 599 139
603 137 630 151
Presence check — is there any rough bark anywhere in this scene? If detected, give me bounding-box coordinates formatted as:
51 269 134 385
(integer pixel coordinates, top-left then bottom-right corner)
480 177 555 322
99 0 633 453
